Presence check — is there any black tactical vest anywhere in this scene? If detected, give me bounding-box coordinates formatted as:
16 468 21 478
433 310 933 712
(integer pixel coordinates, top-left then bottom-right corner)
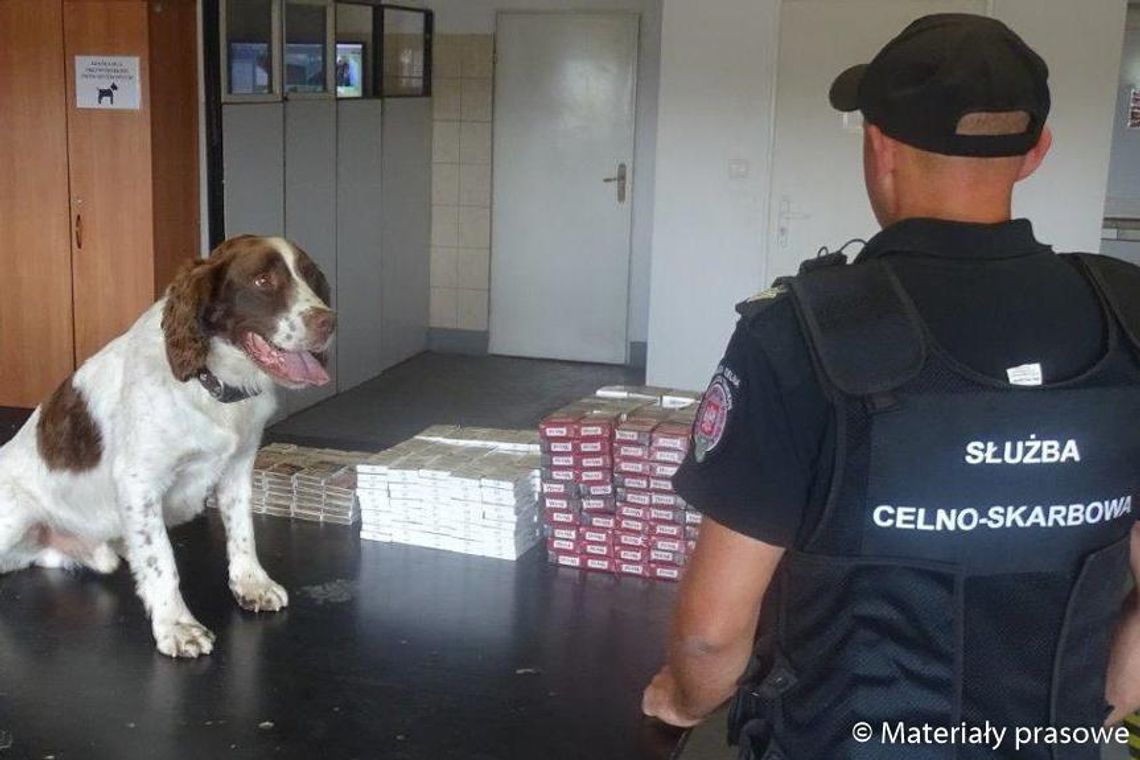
728 253 1140 760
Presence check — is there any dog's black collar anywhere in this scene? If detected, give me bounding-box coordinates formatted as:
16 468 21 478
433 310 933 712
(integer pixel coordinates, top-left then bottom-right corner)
196 369 261 404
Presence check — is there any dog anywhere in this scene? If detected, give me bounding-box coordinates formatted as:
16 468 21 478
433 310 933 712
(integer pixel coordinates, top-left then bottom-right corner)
0 235 335 658
97 82 118 105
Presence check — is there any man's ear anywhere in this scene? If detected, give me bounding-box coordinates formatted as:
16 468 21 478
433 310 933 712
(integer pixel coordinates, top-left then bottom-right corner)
864 123 898 179
162 258 223 382
1017 125 1053 181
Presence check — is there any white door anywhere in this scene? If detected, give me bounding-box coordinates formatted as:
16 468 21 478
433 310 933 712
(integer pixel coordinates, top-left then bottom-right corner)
766 0 986 281
490 12 638 364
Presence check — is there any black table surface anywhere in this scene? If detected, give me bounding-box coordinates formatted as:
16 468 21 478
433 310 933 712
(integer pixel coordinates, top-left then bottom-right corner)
0 513 687 760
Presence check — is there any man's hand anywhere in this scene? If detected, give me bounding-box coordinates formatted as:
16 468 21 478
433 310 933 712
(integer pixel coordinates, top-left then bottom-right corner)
642 666 704 728
1105 524 1140 725
642 517 785 726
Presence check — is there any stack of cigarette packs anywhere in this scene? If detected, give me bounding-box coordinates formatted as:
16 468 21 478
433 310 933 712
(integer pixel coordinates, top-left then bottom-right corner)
541 387 703 582
206 442 370 525
356 426 543 561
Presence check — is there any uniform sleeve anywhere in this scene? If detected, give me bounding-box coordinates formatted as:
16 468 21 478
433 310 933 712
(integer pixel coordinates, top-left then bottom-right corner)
673 318 821 547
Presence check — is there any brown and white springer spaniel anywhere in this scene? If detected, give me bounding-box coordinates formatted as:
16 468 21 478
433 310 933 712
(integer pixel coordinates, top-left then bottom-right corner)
0 235 335 657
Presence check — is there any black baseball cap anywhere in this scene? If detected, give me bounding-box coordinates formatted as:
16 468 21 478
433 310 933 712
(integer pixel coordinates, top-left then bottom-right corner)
829 13 1050 157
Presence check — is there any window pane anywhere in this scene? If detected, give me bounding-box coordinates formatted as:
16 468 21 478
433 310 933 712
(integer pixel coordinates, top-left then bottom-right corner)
382 9 426 97
286 3 328 94
227 0 274 95
335 3 376 98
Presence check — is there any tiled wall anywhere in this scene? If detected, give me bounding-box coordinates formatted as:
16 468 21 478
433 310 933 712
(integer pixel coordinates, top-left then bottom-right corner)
430 34 494 332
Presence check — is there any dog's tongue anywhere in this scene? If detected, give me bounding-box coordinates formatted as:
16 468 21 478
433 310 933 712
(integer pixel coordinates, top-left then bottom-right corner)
280 350 330 386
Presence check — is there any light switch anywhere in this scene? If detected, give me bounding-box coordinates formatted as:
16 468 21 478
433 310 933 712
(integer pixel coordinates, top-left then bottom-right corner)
728 159 750 179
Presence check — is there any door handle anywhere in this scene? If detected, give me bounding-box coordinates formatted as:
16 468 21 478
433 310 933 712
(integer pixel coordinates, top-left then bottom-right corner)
75 213 83 250
603 162 628 204
776 195 810 249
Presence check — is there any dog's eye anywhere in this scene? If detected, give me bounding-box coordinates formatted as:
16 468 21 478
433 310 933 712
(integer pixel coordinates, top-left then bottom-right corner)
254 273 273 290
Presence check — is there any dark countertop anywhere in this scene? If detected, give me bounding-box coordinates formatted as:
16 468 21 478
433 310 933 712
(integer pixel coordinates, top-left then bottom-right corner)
0 513 686 760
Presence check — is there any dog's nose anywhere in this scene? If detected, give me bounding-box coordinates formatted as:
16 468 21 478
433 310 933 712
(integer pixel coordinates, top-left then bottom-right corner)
304 308 336 342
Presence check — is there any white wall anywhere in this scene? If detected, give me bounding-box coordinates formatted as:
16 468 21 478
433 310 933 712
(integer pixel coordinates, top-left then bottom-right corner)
993 0 1127 251
646 0 780 390
429 0 662 344
646 0 1127 390
1104 5 1140 219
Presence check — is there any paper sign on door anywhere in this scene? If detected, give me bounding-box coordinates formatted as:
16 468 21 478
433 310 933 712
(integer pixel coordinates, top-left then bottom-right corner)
75 56 141 110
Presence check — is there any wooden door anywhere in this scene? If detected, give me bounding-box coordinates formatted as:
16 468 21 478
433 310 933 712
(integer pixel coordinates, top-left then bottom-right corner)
0 0 76 407
64 0 155 363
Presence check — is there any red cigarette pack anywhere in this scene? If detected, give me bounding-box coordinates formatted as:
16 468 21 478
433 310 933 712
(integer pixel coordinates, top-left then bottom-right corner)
581 541 614 558
577 454 614 470
614 419 657 445
615 459 652 475
618 503 649 521
616 475 650 490
650 564 683 582
579 468 612 484
577 526 613 544
651 522 684 539
651 423 691 451
651 492 687 508
540 412 582 440
574 439 610 455
651 537 685 553
614 530 649 548
581 482 615 498
618 517 650 535
584 556 616 573
578 412 619 440
543 439 575 454
618 562 651 578
616 444 649 459
548 467 576 483
550 552 583 568
585 513 618 530
649 548 685 566
542 480 573 496
650 447 687 465
547 536 577 554
618 489 652 506
545 509 579 526
547 526 579 542
581 497 616 513
616 546 647 563
542 495 579 511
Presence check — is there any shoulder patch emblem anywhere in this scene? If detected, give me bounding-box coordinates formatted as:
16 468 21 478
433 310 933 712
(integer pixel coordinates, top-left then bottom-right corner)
746 285 785 303
693 374 734 463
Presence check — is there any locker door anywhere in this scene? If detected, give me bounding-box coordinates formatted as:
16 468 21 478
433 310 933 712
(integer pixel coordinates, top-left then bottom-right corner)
64 0 156 364
0 0 75 406
284 98 338 414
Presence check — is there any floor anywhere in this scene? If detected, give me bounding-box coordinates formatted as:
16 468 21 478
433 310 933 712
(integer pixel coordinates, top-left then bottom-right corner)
0 353 688 760
268 352 645 451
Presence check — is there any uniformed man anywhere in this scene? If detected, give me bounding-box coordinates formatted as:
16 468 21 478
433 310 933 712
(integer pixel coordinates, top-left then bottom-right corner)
642 13 1140 760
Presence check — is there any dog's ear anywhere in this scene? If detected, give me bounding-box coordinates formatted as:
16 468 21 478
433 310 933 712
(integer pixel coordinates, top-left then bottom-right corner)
162 257 225 382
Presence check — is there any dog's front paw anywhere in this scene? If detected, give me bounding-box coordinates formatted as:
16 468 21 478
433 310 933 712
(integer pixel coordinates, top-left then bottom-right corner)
86 542 121 575
154 619 215 658
231 574 289 613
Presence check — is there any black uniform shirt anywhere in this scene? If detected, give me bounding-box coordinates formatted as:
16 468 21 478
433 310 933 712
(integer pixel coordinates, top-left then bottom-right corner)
673 218 1108 547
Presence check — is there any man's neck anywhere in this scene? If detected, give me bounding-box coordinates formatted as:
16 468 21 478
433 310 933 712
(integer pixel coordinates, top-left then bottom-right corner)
890 198 1013 226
